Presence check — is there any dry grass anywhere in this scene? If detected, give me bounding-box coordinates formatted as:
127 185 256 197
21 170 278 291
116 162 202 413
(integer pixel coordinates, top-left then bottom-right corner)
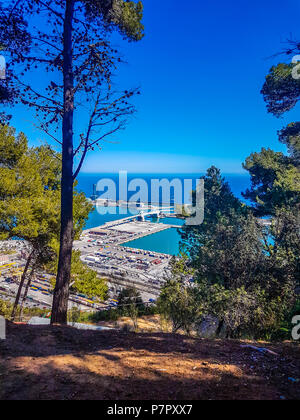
98 315 167 333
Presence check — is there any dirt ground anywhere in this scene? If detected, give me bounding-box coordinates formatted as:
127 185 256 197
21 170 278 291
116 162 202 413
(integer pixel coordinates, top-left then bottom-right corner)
0 321 299 400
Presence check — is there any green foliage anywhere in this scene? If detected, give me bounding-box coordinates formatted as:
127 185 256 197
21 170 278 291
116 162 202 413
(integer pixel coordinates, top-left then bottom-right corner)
83 307 120 323
159 250 292 339
242 148 300 216
268 208 300 289
0 299 13 319
200 214 264 290
70 251 108 301
259 47 300 218
197 282 293 339
259 45 300 214
159 268 295 340
67 306 81 325
171 165 299 340
115 287 146 330
0 126 62 254
158 279 201 335
117 0 144 41
80 301 158 324
169 254 194 278
47 250 108 301
0 124 92 247
157 260 201 335
261 62 300 117
0 298 48 320
192 166 244 221
84 0 144 41
117 286 142 308
182 167 263 290
0 125 27 170
268 299 300 341
278 122 300 166
0 6 30 122
0 125 101 308
183 167 249 265
117 286 144 314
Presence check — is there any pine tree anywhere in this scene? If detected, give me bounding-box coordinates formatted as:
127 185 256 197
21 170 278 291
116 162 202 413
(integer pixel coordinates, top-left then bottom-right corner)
1 1 144 323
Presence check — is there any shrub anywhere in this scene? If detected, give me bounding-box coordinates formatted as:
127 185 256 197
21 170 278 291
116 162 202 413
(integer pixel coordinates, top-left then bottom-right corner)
157 279 202 334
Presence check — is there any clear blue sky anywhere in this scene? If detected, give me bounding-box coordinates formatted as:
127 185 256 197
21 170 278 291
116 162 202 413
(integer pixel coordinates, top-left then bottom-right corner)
7 0 300 174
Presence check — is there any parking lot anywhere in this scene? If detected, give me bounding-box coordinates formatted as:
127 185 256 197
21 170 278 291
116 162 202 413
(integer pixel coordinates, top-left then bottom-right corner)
0 257 108 313
74 220 173 301
0 220 173 311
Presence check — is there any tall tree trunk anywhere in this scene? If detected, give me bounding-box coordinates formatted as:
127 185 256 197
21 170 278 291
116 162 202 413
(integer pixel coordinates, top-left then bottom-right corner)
19 265 36 321
51 0 75 325
11 250 34 321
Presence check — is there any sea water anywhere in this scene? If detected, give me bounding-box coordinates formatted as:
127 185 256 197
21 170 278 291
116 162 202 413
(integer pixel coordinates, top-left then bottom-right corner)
77 173 251 255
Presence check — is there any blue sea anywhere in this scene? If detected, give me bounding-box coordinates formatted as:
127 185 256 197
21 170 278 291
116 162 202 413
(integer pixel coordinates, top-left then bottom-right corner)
77 173 251 255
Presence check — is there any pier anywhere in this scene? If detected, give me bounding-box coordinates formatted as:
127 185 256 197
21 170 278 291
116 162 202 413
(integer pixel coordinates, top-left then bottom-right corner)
75 217 182 301
75 204 185 301
82 206 176 236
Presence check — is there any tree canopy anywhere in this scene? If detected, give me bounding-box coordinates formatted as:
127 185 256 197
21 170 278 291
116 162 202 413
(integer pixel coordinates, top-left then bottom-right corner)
244 44 300 217
173 163 299 339
83 0 144 41
261 62 300 116
242 148 300 216
0 5 31 123
0 124 107 315
0 0 144 323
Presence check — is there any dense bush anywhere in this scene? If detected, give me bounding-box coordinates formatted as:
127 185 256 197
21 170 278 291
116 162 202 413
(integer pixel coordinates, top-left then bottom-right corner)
157 279 201 334
269 299 300 341
159 167 299 341
0 297 48 320
71 288 158 325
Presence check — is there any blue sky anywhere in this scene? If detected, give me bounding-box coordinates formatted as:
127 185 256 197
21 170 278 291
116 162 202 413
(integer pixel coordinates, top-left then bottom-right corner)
6 0 300 173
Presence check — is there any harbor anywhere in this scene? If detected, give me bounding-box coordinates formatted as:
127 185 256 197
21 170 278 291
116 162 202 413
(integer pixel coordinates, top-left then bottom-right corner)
0 241 107 313
74 200 184 302
0 207 186 312
75 210 185 301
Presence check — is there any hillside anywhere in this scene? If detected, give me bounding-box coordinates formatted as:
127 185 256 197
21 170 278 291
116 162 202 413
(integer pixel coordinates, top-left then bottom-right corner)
0 322 299 400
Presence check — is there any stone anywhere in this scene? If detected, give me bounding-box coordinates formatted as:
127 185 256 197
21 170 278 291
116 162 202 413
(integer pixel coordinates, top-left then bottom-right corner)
195 315 220 339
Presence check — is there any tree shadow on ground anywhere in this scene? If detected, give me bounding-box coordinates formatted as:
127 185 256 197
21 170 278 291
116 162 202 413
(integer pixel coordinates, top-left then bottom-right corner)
0 357 277 400
0 322 299 400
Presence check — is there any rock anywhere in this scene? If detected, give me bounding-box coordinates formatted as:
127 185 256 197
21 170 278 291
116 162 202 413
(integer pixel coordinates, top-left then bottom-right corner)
195 315 221 339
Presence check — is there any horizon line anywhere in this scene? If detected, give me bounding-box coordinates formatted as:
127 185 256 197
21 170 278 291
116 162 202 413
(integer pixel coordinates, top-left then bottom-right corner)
79 171 249 176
